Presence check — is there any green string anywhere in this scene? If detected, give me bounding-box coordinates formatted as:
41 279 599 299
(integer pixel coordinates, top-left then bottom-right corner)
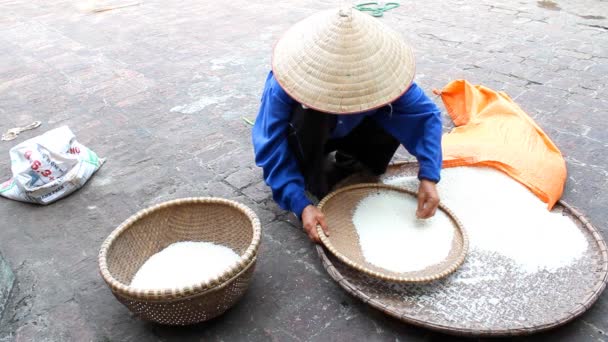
242 117 255 126
353 2 400 17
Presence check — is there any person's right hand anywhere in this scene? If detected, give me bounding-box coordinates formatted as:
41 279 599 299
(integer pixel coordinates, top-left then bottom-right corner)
302 205 329 243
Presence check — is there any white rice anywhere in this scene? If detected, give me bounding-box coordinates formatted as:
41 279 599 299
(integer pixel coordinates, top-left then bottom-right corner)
384 167 588 273
130 241 241 290
353 191 455 273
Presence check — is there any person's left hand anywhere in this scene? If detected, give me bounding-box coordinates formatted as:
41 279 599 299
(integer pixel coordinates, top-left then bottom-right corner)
416 179 440 219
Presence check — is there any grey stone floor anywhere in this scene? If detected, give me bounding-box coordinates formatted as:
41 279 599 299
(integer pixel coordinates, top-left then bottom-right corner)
0 253 13 323
0 0 607 340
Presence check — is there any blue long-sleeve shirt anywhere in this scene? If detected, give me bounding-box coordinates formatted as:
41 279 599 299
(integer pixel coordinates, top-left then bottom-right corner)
252 71 442 217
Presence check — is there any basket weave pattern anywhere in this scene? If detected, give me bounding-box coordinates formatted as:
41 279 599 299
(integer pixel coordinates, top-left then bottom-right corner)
98 198 261 325
317 183 468 283
316 163 608 336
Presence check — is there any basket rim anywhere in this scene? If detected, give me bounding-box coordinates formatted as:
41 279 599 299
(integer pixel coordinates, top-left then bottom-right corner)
98 197 262 301
316 183 469 283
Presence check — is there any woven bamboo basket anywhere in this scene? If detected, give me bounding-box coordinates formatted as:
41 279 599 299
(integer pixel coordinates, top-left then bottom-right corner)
317 162 608 336
98 197 261 325
317 183 468 283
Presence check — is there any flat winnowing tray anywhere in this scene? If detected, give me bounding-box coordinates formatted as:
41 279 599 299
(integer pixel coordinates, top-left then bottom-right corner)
317 162 608 336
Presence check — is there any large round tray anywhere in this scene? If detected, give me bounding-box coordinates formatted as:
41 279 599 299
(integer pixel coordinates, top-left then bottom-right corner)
316 162 608 336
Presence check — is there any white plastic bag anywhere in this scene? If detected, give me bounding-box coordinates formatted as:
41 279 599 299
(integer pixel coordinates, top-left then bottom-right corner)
0 126 105 204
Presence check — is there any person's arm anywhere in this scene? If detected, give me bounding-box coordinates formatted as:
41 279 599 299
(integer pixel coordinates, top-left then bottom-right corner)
374 82 443 218
252 73 329 242
252 72 311 217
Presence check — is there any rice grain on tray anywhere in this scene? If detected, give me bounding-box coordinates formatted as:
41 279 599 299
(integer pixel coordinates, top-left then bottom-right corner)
384 167 587 273
353 191 454 273
130 241 240 290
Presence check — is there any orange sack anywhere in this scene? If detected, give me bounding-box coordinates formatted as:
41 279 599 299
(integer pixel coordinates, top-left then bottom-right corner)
439 80 567 209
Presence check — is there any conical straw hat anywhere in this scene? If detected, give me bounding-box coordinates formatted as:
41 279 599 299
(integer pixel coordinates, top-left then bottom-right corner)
272 7 416 114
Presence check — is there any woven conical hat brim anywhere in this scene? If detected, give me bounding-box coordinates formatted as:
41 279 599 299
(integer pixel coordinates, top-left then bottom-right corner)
272 8 416 114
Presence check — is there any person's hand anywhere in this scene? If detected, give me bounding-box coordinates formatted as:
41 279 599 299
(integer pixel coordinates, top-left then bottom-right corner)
416 179 440 219
301 205 329 243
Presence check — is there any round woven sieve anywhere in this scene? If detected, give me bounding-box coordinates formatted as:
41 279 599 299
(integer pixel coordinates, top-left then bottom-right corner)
317 162 608 336
316 183 468 283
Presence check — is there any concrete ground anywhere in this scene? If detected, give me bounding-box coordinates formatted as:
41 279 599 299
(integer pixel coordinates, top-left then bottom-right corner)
0 0 607 340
